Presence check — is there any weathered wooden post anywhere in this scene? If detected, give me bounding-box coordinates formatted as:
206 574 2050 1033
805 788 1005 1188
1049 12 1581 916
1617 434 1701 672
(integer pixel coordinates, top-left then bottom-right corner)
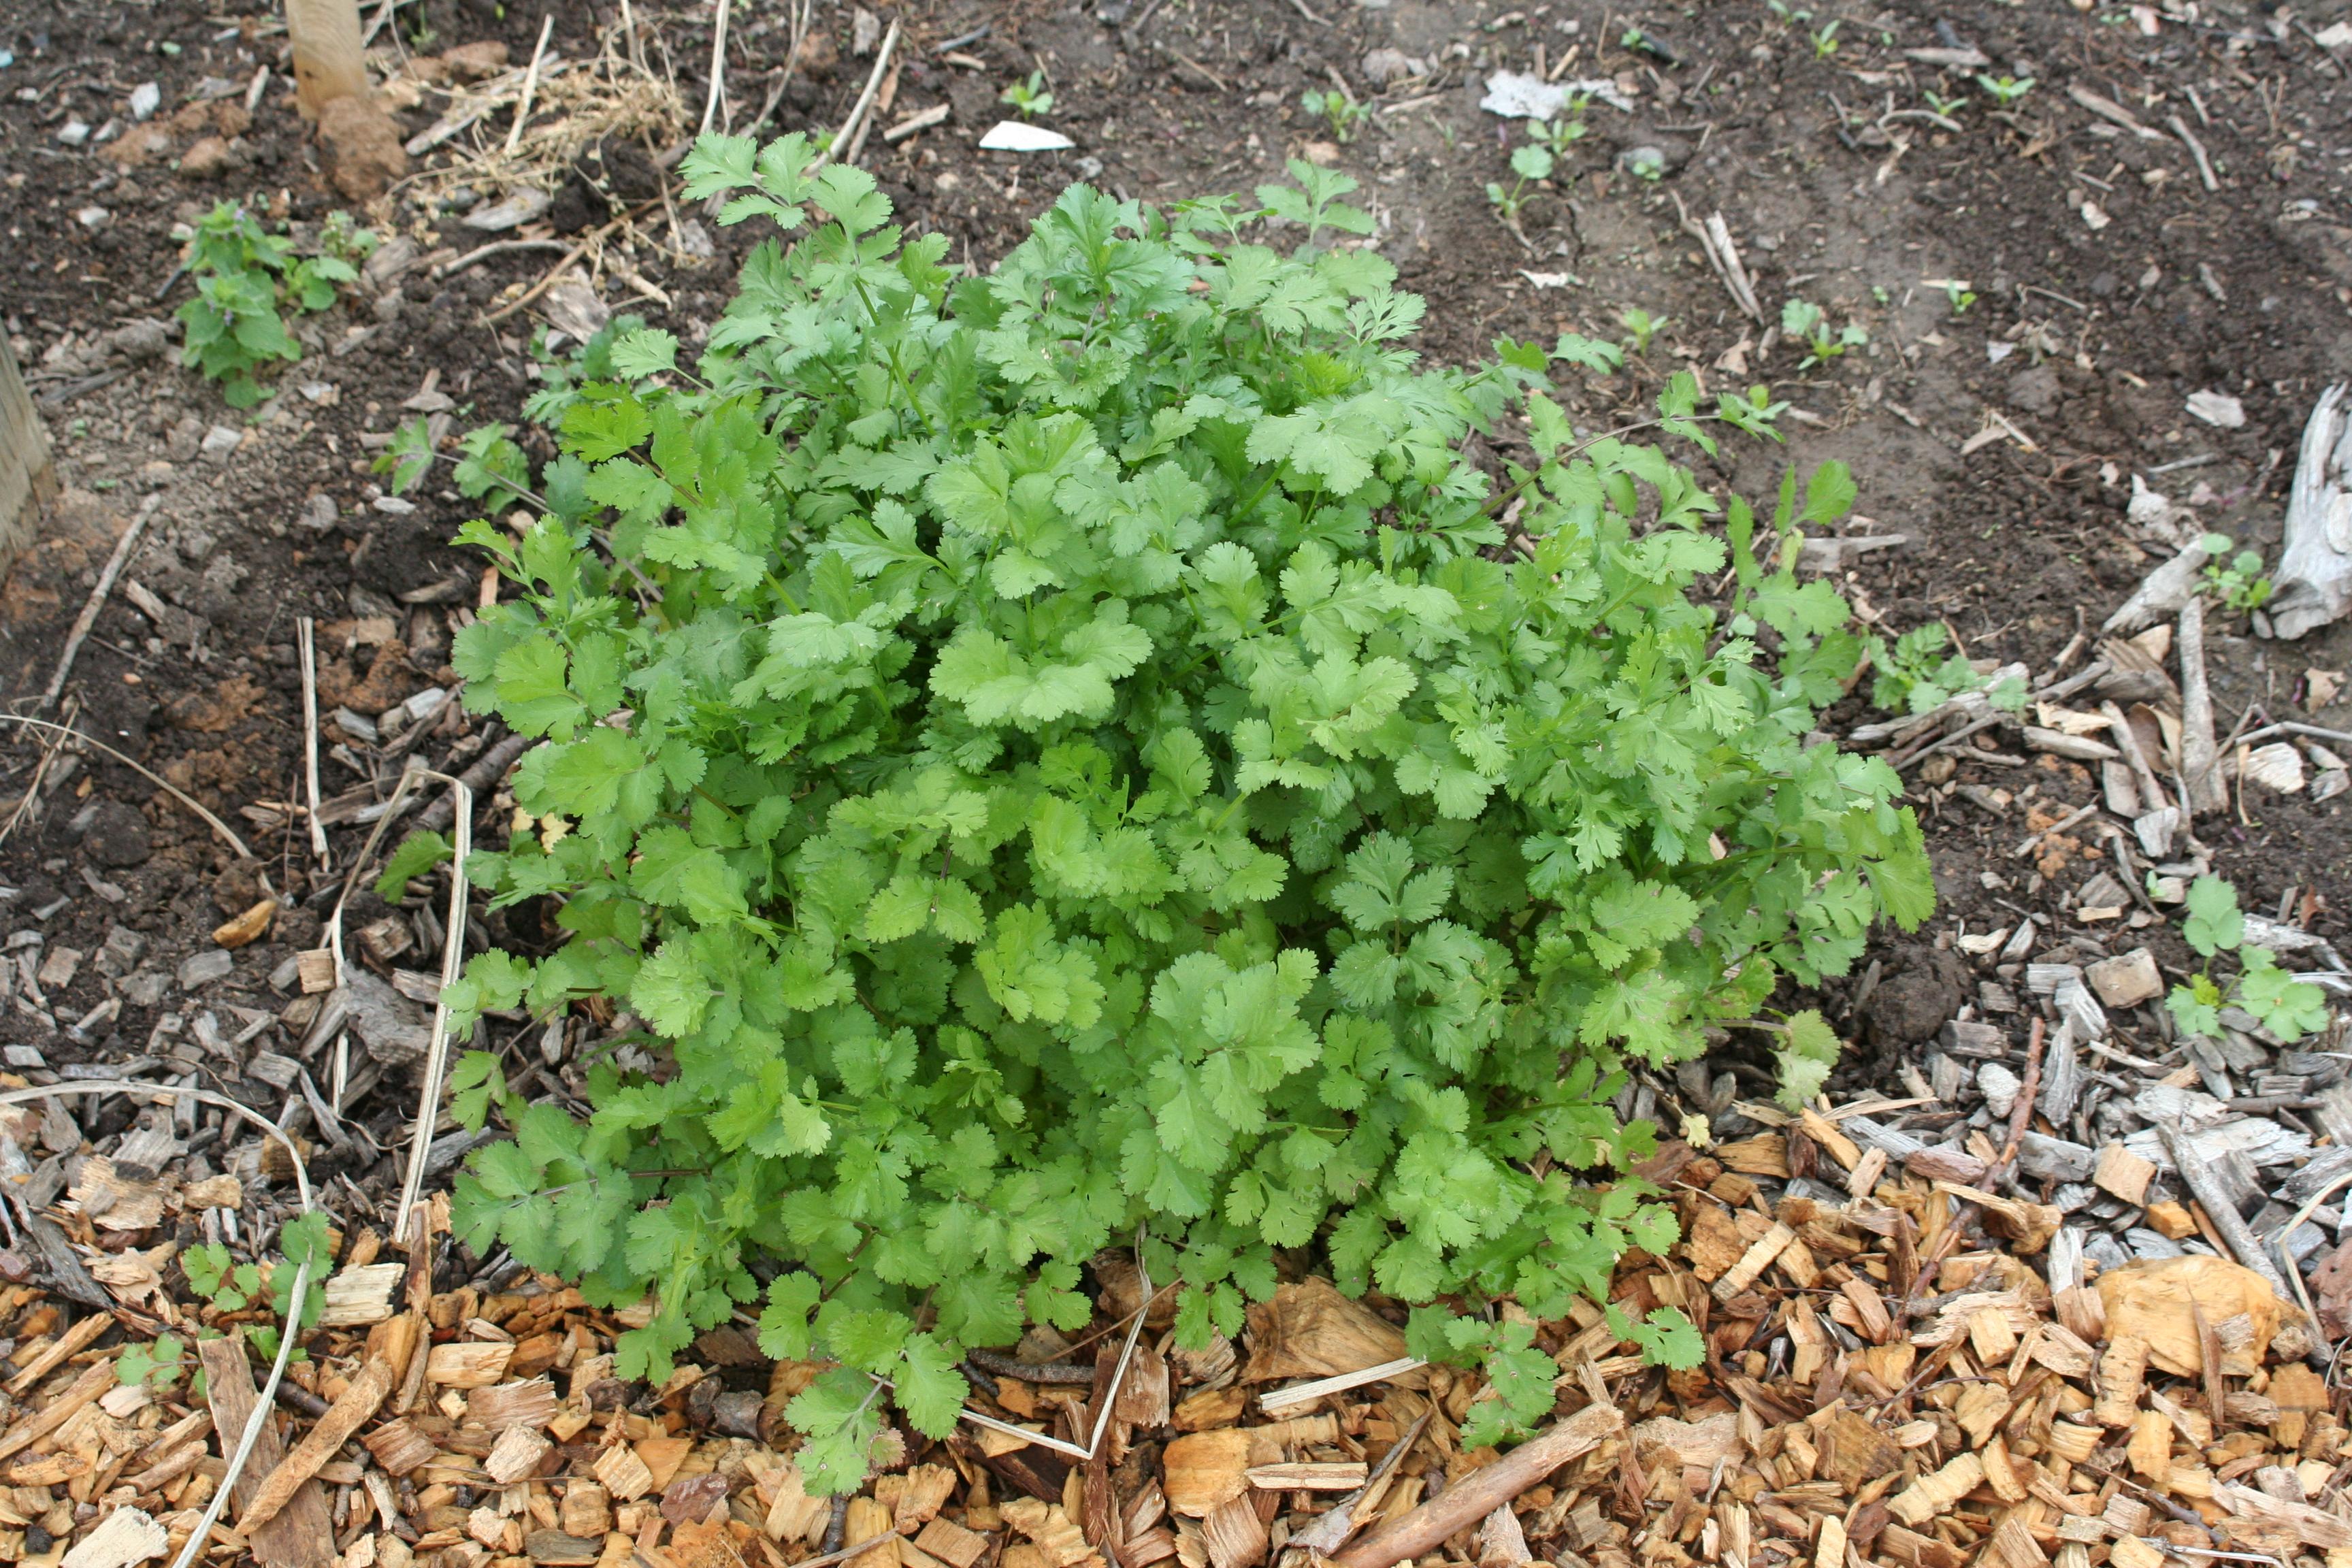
0 331 54 587
282 0 410 199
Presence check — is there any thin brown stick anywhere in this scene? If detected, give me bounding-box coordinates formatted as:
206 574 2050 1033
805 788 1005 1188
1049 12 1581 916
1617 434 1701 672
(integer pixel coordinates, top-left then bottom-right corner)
239 1357 395 1531
44 508 152 706
296 617 331 867
698 0 734 135
808 21 900 173
434 238 572 279
1330 1402 1622 1568
506 12 556 154
1989 1014 2046 1179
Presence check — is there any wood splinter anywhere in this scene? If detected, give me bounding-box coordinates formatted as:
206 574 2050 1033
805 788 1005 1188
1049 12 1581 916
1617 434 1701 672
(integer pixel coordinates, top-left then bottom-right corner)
1329 1401 1623 1568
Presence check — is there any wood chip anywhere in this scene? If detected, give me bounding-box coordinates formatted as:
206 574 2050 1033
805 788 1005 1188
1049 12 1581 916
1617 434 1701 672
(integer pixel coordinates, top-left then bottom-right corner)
1244 1462 1367 1490
362 1416 440 1476
241 1356 395 1531
198 1334 335 1568
59 1506 169 1568
914 1518 989 1568
425 1341 515 1388
2093 1143 2157 1205
1712 1222 1796 1301
593 1443 655 1503
485 1424 552 1485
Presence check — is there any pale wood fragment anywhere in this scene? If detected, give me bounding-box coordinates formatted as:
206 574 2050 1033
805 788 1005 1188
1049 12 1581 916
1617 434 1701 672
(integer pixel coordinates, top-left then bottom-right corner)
240 1357 395 1531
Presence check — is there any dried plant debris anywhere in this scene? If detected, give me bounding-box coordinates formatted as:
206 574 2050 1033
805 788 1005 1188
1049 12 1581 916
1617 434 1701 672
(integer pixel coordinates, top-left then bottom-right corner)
0 1062 2345 1568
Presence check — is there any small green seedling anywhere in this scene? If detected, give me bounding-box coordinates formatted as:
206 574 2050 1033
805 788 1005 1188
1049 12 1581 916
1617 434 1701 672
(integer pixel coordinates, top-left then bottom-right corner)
116 1333 196 1392
1975 73 2035 105
184 1241 264 1311
1000 71 1054 120
1619 306 1667 353
1300 88 1371 144
1622 146 1667 181
1944 280 1978 315
2168 877 2328 1044
1529 103 1590 159
2199 533 2274 613
378 418 532 505
1811 19 1841 58
1780 297 1869 368
176 201 372 407
1923 90 1967 118
1869 623 2025 717
1485 142 1553 223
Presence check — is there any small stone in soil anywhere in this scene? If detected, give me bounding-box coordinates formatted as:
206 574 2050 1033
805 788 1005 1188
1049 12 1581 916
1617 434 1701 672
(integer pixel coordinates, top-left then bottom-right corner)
1 1046 44 1068
118 970 167 1008
176 949 232 990
199 425 242 462
77 801 150 868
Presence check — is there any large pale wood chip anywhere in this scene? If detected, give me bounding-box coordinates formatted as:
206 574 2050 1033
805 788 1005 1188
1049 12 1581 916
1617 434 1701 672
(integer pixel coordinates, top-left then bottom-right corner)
1985 1512 2050 1568
914 1519 989 1568
1712 1223 1796 1301
1887 1454 1984 1527
1245 1463 1366 1490
559 1482 610 1539
892 1464 959 1534
845 1497 900 1568
1240 1278 1416 1386
361 1416 438 1477
425 1341 514 1388
760 1465 828 1545
1815 1514 1847 1568
318 1263 408 1327
1196 1497 1264 1568
6 1311 114 1395
60 1505 169 1568
2216 1485 2352 1548
1164 1430 1271 1518
1475 1505 1530 1568
2109 1539 2164 1568
1816 1408 1897 1490
197 1334 335 1568
240 1356 395 1532
1004 1498 1101 1568
483 1424 552 1486
0 1360 113 1460
468 1377 558 1432
592 1443 654 1502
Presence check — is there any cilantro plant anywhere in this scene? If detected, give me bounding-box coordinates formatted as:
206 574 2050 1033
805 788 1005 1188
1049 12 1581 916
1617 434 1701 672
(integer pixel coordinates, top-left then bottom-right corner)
176 202 371 407
432 134 1930 1490
1868 623 2023 716
117 1333 195 1392
1486 142 1552 223
1301 89 1371 144
1770 1008 1840 1109
1000 72 1054 120
2167 877 2328 1043
1975 73 2035 105
2198 533 2273 614
1780 299 1867 370
379 418 534 507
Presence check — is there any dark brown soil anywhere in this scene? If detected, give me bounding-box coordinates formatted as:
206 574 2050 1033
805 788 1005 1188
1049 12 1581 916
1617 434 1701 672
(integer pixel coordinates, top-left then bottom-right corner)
3 0 2351 1143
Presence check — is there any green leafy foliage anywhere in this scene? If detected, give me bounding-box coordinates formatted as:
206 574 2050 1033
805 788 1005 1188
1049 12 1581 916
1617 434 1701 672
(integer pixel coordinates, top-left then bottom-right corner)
1301 89 1371 144
1772 1009 1840 1110
175 202 370 407
1605 1303 1704 1369
2198 533 2273 613
1001 72 1054 120
2167 877 2328 1043
117 1333 192 1390
1778 299 1868 370
1867 623 2022 717
182 1241 262 1311
376 830 455 901
443 137 1929 1490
